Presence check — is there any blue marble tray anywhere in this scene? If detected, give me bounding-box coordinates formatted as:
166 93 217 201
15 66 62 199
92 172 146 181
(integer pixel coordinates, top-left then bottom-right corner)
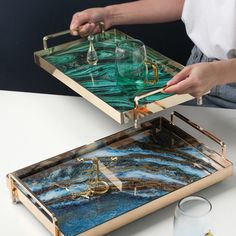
34 29 193 124
7 113 232 236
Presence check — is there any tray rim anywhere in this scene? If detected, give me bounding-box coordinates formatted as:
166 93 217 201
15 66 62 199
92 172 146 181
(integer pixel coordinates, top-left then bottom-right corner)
7 166 233 236
8 115 232 179
34 28 193 125
7 114 233 236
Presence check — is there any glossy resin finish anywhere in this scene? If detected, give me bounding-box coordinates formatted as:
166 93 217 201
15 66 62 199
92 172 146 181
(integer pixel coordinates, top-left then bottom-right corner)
16 118 222 236
41 30 182 112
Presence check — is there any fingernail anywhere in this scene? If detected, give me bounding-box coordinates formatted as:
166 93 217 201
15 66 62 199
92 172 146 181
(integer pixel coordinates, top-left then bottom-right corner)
70 30 78 36
71 22 77 29
161 85 168 93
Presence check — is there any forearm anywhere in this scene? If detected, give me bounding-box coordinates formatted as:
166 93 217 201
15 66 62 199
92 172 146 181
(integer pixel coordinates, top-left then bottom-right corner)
105 0 184 27
214 59 236 85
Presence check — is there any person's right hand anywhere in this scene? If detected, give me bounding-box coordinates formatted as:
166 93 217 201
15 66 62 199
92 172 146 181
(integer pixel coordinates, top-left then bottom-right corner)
70 7 111 37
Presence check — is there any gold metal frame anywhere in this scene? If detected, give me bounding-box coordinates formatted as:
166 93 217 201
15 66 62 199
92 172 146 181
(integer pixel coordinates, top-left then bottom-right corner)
34 29 194 126
43 29 74 50
171 111 227 158
134 87 164 128
43 22 105 50
7 113 233 236
7 173 61 236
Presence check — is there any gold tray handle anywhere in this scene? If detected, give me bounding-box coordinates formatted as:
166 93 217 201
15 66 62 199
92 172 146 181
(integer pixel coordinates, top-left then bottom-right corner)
171 111 227 159
7 173 60 236
134 87 165 128
43 29 76 50
43 22 105 50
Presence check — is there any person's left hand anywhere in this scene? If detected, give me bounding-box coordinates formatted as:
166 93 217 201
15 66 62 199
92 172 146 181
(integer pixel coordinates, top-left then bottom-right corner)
163 62 219 97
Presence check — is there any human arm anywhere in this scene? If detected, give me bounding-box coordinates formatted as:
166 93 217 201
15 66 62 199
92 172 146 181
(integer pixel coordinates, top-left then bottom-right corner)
164 59 236 97
70 0 185 36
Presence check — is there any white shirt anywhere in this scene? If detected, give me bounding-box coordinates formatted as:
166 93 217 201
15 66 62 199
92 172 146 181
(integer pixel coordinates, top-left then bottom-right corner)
182 0 236 60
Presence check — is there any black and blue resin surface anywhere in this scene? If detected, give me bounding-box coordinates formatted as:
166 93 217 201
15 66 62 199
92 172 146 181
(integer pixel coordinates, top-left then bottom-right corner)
21 118 219 236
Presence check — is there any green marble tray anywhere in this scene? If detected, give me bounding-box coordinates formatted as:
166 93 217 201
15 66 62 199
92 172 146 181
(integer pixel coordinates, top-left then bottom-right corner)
34 29 193 125
7 112 232 236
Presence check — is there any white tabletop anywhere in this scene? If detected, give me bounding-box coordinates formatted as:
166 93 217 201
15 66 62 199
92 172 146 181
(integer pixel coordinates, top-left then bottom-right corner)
0 90 235 236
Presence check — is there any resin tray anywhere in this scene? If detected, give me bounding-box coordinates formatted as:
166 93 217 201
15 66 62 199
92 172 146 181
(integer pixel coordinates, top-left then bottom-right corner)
7 112 233 236
34 29 193 125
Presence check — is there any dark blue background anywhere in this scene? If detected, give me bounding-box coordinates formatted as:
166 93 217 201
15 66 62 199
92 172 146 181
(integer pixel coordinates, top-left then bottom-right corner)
0 0 193 95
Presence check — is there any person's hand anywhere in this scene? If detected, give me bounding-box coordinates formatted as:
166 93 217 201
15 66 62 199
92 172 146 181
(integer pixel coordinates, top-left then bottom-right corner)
163 62 219 98
70 7 111 37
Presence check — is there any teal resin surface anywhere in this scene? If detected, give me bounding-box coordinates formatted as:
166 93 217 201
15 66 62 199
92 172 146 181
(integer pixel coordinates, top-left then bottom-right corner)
22 121 218 236
43 30 181 112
